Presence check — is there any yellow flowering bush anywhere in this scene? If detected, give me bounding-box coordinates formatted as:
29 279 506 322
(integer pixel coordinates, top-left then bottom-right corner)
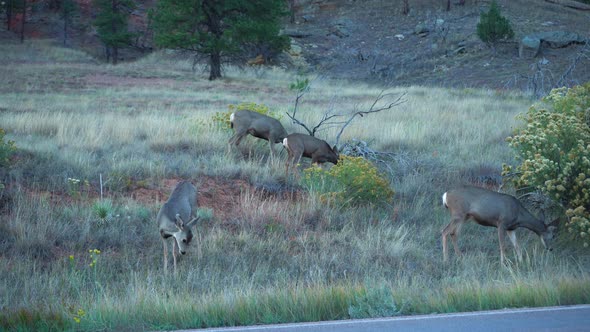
503 83 590 247
303 155 394 207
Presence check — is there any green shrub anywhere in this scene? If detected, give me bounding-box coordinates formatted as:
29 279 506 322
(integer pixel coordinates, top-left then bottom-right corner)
0 128 16 168
302 155 394 207
476 0 514 46
348 285 400 319
503 83 590 247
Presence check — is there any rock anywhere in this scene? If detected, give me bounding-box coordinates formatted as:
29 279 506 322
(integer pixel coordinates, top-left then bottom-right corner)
282 29 312 38
394 34 405 41
414 23 430 36
329 24 350 38
519 36 541 58
519 31 586 58
533 31 586 48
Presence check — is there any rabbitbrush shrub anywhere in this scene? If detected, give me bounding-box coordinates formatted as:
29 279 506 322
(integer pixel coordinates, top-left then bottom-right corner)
303 155 394 207
504 83 590 247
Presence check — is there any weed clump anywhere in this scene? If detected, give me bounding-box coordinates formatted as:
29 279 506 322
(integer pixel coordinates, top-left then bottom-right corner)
302 155 394 207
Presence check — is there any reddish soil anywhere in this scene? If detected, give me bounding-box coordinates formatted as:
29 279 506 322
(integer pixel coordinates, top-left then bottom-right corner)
130 176 254 220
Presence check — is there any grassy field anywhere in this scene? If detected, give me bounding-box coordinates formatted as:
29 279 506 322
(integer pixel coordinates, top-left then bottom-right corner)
1 39 589 331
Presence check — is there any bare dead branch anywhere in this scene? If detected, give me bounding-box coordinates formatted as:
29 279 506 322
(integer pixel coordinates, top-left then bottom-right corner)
335 91 407 146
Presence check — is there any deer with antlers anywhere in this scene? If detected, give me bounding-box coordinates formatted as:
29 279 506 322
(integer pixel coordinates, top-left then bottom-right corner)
441 186 559 264
157 181 200 275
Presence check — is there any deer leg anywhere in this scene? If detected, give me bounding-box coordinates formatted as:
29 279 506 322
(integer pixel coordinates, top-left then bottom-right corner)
228 131 248 151
162 238 168 274
498 226 507 264
172 238 178 275
506 230 521 262
442 217 463 262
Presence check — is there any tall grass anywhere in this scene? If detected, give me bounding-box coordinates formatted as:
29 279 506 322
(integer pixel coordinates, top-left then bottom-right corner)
1 40 588 331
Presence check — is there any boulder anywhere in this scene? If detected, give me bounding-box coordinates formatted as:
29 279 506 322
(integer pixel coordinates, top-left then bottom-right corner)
533 31 586 48
519 31 587 58
519 36 541 58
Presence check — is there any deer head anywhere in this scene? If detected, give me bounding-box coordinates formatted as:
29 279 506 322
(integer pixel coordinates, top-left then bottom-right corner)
173 214 199 255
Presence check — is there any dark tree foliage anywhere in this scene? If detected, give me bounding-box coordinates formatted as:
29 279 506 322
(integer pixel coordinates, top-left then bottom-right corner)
93 0 136 64
476 0 514 48
150 0 289 80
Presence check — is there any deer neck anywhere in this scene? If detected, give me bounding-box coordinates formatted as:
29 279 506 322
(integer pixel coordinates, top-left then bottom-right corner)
517 209 547 235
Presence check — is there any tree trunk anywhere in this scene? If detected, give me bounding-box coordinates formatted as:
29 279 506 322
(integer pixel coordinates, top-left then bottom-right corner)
6 0 12 31
20 0 25 43
63 15 68 46
112 47 118 65
446 0 451 11
209 51 221 80
402 0 409 15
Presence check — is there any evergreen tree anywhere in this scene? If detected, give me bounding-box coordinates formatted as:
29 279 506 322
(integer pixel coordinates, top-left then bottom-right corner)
93 0 135 64
476 0 514 49
150 0 289 80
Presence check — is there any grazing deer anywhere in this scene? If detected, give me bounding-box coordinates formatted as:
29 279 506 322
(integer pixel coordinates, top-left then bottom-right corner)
228 110 288 159
157 181 200 275
441 186 558 264
282 133 339 175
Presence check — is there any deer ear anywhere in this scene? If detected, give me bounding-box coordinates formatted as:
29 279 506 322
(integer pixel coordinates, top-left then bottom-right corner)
175 214 185 230
332 145 339 154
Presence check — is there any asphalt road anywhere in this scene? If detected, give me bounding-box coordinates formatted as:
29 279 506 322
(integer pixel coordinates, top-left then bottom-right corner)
177 304 590 332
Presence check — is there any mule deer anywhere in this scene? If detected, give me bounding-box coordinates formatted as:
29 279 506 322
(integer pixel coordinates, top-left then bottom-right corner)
442 186 558 264
157 181 200 274
228 110 288 159
282 133 339 175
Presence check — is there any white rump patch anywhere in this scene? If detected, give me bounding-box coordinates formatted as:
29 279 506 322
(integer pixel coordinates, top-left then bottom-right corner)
230 112 235 123
282 137 289 148
442 192 448 208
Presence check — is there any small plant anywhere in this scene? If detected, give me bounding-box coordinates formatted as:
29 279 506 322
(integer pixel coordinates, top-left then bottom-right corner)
92 199 114 225
348 285 400 319
302 155 394 207
503 83 590 248
476 0 514 48
0 128 16 168
289 77 310 93
71 308 86 324
88 248 101 268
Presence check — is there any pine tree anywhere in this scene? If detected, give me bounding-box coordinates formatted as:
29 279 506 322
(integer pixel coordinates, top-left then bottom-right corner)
150 0 289 80
476 1 514 49
93 0 135 64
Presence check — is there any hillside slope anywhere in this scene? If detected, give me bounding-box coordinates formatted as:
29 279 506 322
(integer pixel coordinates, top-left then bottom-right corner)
2 0 588 93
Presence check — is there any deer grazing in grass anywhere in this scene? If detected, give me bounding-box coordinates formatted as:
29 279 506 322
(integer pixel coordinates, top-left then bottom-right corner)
282 133 339 175
441 186 559 264
228 110 288 160
157 181 200 275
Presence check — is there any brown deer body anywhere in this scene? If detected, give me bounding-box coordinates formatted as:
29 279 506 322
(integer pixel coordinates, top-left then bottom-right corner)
442 186 557 264
157 181 200 274
228 110 288 159
282 133 339 175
